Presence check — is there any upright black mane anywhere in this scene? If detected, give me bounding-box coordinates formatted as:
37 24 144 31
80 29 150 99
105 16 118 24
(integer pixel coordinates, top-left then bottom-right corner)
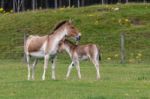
53 20 68 31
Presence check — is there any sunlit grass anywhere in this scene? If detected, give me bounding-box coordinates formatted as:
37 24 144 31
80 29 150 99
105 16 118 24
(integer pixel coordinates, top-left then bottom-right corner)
0 60 149 99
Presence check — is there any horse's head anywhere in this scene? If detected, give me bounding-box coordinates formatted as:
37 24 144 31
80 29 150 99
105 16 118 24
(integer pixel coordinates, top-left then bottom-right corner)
65 20 81 41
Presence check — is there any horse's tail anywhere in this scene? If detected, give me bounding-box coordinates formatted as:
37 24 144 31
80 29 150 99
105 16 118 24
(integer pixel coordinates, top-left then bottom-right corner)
24 33 29 45
23 33 29 63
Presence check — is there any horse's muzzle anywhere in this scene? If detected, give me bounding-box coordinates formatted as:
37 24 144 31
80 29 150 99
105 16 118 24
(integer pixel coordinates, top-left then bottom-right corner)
76 36 81 41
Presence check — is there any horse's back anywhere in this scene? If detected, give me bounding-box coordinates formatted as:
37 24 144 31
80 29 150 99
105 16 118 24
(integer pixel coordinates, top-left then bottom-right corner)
26 35 48 52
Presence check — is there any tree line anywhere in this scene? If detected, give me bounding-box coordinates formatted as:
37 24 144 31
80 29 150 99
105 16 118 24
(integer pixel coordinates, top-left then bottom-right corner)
0 0 149 12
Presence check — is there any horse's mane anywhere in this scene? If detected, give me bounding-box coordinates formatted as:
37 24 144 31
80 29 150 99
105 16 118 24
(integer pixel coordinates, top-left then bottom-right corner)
49 20 68 35
53 20 68 31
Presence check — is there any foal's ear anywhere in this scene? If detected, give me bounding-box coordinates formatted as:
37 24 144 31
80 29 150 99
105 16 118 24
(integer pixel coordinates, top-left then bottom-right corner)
62 38 65 41
59 38 65 45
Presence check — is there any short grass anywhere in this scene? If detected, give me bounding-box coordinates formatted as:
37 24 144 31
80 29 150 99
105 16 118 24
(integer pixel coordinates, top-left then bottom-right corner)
0 59 149 99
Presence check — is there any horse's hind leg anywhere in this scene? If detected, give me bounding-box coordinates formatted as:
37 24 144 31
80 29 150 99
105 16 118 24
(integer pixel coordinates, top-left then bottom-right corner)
26 55 31 80
66 62 74 79
32 58 38 80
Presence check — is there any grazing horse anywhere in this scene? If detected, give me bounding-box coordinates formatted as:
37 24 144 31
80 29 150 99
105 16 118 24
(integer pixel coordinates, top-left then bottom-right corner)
24 20 81 80
59 40 101 80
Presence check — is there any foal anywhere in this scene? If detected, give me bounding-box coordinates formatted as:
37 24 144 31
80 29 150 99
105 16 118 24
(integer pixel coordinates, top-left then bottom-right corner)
24 20 81 80
59 40 101 80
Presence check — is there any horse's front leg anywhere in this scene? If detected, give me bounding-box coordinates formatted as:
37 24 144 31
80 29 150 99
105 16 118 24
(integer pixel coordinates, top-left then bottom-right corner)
42 55 49 80
66 62 74 79
32 58 38 80
51 56 57 80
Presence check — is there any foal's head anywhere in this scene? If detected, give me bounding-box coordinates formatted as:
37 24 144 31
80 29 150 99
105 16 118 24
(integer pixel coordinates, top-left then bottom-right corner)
58 39 76 52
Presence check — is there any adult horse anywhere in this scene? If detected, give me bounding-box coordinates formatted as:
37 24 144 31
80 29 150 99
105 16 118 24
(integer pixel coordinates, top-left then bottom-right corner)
24 20 81 80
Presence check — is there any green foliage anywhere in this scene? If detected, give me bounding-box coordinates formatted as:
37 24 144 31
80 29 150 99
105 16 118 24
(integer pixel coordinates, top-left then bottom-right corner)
0 4 150 63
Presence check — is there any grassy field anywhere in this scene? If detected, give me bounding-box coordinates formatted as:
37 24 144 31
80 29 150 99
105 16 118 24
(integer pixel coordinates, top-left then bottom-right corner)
0 59 149 99
0 4 150 99
0 3 150 63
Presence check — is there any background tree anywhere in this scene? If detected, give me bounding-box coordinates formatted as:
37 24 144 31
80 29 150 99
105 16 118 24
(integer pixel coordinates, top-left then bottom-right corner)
77 0 80 7
1 0 4 8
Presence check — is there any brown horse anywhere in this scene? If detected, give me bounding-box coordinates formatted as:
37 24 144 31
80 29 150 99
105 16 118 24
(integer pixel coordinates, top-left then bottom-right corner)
59 40 101 80
24 20 81 80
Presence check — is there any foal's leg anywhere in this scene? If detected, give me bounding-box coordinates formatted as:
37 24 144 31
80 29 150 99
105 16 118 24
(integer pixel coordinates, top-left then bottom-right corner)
51 56 57 80
75 61 81 79
66 62 74 79
42 55 49 80
32 58 38 80
26 55 31 80
92 59 100 80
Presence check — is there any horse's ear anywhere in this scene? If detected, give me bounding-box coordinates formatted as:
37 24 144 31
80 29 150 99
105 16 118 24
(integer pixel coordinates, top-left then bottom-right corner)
69 19 73 23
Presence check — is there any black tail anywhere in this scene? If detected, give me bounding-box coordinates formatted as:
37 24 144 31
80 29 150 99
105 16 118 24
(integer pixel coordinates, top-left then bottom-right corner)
99 52 101 61
24 33 29 44
98 48 101 61
99 54 101 61
23 33 29 63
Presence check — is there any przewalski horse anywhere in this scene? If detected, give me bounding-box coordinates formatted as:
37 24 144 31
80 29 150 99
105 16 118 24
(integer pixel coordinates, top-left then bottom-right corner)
24 20 81 80
59 40 101 80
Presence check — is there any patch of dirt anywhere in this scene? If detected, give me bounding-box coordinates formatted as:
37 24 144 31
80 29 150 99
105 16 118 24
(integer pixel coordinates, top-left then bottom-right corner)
130 18 143 25
97 8 111 12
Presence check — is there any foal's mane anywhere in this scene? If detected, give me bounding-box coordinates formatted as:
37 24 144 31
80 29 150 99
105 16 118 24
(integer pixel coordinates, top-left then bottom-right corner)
65 39 77 47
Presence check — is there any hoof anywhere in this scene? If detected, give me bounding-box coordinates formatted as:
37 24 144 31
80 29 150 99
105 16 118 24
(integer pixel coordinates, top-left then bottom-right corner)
52 77 56 80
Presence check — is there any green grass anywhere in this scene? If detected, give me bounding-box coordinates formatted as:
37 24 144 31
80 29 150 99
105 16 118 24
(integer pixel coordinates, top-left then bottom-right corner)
0 3 150 63
0 3 150 99
0 59 149 99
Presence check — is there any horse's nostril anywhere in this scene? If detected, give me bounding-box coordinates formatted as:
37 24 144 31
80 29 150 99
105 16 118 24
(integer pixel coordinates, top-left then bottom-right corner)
78 36 81 40
76 36 81 41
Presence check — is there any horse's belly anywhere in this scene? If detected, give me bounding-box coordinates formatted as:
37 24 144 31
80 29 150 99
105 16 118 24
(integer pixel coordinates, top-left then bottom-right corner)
79 55 88 60
30 50 45 58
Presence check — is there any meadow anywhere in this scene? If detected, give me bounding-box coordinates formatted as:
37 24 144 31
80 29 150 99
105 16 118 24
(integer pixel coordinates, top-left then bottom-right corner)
0 59 149 99
0 3 150 99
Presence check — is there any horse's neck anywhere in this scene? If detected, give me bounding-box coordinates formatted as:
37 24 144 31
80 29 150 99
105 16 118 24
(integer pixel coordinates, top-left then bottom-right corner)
52 28 67 42
45 27 67 54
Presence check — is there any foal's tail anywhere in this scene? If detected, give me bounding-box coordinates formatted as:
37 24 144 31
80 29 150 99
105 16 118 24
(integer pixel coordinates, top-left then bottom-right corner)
99 50 101 61
97 47 101 61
